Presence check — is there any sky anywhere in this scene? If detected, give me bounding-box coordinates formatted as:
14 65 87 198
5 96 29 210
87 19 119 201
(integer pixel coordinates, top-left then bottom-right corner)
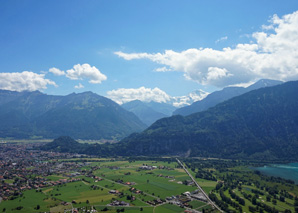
1 0 298 105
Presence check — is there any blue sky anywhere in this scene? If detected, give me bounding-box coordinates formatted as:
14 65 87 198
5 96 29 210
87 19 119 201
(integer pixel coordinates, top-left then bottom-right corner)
1 0 298 105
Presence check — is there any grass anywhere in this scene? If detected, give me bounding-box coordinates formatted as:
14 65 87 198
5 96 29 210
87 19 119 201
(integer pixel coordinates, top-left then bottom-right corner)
92 161 197 200
0 189 59 212
188 168 217 194
46 181 117 206
154 203 184 213
0 159 214 212
4 179 14 184
189 200 209 209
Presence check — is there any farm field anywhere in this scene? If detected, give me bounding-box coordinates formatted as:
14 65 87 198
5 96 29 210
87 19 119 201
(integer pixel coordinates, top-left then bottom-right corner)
0 158 215 213
3 155 297 212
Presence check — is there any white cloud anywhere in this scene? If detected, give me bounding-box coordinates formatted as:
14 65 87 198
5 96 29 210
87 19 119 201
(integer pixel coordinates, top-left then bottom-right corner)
107 87 171 105
49 64 107 84
171 90 209 107
0 71 57 92
107 86 209 107
49 67 65 76
154 67 172 72
115 10 298 88
228 80 256 88
215 36 228 43
74 83 84 89
66 64 107 84
114 52 151 61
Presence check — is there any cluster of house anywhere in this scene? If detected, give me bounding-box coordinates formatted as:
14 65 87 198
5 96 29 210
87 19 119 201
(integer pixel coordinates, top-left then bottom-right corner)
138 165 175 172
166 195 192 208
106 166 120 170
166 189 207 208
129 187 142 194
107 200 130 207
177 180 195 186
146 198 164 206
115 179 136 186
157 174 175 179
0 143 87 201
183 190 207 202
109 189 120 194
84 170 103 181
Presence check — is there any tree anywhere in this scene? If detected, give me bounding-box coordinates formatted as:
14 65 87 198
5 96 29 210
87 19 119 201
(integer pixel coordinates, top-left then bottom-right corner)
272 199 277 205
280 196 285 202
252 196 257 205
266 196 271 202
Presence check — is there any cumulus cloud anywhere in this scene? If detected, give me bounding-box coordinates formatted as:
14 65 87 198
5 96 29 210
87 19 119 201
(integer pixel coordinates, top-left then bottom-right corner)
107 87 171 105
0 71 57 92
115 11 298 87
66 64 107 84
49 64 107 84
74 83 84 89
171 89 209 107
107 86 209 107
49 67 65 76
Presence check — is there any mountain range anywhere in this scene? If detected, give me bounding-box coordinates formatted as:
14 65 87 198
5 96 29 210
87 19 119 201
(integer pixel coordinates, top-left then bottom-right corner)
0 90 146 140
173 79 282 116
122 79 282 126
122 100 177 126
120 89 210 126
42 81 298 161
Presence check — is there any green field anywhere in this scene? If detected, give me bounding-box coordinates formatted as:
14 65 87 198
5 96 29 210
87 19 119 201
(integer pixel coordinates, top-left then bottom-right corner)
0 189 60 213
4 157 297 212
0 159 215 213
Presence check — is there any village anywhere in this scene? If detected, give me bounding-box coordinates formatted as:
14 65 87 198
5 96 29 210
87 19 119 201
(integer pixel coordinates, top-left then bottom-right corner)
0 142 87 202
0 142 214 212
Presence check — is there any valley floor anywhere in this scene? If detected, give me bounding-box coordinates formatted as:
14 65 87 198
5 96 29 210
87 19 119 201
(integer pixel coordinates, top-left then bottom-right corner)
0 142 298 212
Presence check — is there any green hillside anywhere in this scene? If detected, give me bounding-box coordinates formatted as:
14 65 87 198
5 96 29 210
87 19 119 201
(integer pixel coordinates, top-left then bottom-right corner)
0 90 146 140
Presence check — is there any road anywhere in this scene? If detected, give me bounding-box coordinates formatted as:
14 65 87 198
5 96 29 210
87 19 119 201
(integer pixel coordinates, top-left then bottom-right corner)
176 158 224 213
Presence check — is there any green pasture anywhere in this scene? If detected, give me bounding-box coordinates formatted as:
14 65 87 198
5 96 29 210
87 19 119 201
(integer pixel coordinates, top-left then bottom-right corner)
0 189 59 213
0 159 213 212
189 200 209 209
93 162 197 199
154 203 184 213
